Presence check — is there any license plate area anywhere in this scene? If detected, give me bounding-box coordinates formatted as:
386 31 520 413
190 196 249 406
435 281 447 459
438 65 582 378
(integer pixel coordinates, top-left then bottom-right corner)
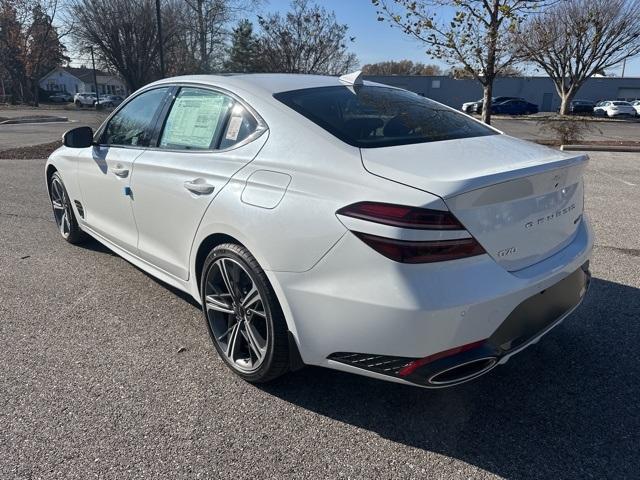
489 264 590 352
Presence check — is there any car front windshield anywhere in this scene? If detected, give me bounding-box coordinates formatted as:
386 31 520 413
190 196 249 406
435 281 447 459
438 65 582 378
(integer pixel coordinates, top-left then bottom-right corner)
274 85 497 148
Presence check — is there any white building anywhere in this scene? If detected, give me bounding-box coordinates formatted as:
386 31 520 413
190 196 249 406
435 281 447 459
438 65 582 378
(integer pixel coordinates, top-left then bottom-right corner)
39 67 128 96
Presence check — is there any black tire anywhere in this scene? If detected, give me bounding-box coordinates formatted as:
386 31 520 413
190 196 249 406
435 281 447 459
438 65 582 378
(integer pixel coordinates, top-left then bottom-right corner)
200 243 290 383
49 172 88 245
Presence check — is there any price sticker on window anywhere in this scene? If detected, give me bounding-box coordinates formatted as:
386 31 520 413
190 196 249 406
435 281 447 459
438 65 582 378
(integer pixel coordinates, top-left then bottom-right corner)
225 116 243 141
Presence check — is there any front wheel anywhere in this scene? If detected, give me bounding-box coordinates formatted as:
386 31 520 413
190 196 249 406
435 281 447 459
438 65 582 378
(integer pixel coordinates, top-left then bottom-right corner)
201 243 290 383
49 172 88 244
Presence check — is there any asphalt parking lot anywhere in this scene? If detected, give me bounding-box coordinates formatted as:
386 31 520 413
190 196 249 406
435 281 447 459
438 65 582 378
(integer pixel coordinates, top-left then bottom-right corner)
1 151 639 479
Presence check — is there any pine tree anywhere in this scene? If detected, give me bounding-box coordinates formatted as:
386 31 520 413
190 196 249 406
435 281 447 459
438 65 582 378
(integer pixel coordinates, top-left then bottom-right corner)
224 19 258 73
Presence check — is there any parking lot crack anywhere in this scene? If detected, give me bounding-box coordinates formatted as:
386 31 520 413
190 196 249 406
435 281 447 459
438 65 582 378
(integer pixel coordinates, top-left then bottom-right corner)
0 211 51 221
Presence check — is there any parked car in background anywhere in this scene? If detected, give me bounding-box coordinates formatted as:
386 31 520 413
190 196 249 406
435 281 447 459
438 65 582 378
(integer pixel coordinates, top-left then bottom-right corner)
491 99 539 115
631 100 640 116
49 92 73 103
593 101 636 117
567 100 595 115
46 72 592 388
74 93 97 107
96 95 124 108
461 96 523 114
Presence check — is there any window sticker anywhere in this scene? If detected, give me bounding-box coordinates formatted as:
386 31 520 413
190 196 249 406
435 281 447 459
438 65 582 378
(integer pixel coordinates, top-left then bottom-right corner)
225 116 243 141
161 93 227 149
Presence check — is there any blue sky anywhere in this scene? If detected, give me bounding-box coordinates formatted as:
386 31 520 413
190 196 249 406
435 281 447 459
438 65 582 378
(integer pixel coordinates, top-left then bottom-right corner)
256 0 640 77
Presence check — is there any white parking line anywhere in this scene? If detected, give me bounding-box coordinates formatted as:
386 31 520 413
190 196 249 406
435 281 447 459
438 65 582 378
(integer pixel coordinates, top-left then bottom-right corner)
593 169 637 186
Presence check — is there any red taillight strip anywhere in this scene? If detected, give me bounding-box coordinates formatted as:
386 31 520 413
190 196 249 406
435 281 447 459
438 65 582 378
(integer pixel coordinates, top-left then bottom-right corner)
398 340 487 378
353 232 485 264
337 201 465 230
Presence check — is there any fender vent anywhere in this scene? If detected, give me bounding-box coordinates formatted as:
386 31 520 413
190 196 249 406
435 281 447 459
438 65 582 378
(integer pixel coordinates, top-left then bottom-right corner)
74 200 85 218
327 352 413 377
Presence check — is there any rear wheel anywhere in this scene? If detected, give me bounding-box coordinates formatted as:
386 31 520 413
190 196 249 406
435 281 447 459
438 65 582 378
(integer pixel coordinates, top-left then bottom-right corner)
49 172 88 244
201 243 290 383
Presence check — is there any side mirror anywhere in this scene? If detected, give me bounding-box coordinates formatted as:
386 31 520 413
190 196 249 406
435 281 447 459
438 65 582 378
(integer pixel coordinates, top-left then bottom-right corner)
63 126 94 148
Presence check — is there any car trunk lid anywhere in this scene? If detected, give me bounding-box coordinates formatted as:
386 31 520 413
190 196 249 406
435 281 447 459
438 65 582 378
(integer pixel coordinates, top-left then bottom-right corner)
360 134 588 271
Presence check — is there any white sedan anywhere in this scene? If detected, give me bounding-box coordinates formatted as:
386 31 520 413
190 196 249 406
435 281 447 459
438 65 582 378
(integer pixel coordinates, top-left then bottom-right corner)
593 100 636 117
46 73 592 387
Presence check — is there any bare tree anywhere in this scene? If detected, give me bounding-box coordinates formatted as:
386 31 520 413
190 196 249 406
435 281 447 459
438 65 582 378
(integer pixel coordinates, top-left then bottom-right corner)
516 0 640 115
254 0 358 75
180 0 256 72
362 60 443 76
69 0 258 87
69 0 163 90
372 0 548 124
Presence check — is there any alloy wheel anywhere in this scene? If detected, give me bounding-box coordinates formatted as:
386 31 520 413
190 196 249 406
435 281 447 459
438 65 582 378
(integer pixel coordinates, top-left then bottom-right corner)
50 177 72 238
204 257 269 373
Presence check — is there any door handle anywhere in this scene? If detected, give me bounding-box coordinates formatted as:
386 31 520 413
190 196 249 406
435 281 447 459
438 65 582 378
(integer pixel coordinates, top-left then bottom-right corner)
184 179 215 195
112 165 129 177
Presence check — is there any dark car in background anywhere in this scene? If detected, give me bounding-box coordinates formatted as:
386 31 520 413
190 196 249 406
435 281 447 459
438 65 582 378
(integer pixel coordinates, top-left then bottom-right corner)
491 99 539 115
461 96 523 114
565 100 595 115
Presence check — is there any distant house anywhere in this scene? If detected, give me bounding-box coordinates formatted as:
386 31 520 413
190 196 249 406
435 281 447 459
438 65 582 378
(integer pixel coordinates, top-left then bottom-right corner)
39 66 128 96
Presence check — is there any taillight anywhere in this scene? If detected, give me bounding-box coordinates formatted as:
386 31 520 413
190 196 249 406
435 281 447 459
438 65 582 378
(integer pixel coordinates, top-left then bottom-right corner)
336 201 464 230
337 202 485 264
354 232 485 263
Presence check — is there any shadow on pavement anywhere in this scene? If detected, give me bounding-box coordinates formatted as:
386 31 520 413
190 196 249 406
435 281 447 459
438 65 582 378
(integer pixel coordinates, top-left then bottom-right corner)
260 277 640 479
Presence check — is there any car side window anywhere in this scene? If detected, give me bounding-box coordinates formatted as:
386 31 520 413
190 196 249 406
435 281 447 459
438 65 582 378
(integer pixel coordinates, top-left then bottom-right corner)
218 103 259 150
159 88 233 150
102 87 170 147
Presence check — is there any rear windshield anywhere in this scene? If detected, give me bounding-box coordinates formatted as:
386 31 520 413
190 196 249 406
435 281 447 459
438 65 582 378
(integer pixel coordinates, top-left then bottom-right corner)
274 85 497 148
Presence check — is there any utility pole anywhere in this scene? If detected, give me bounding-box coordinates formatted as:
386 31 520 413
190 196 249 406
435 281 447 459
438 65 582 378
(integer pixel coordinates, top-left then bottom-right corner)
621 58 626 78
90 46 100 106
155 0 165 78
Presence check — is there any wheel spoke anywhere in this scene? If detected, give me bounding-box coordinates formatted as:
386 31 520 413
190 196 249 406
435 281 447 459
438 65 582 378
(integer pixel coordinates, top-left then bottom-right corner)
205 294 234 314
52 181 62 201
243 321 266 362
60 212 68 234
241 284 260 309
248 307 266 318
52 201 64 210
216 322 235 342
218 259 237 301
226 321 242 359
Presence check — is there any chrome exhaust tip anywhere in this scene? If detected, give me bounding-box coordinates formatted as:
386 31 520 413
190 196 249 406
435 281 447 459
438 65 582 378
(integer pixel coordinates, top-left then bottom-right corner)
428 357 498 386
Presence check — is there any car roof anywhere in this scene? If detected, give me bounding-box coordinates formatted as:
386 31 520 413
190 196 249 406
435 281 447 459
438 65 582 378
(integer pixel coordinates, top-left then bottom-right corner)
147 73 391 96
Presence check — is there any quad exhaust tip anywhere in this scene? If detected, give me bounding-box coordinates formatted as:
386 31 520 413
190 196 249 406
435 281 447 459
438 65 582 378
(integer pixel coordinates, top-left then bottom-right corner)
427 357 498 386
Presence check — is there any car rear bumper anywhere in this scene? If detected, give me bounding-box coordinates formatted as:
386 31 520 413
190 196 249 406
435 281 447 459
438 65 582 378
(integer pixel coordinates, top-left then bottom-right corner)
271 216 593 387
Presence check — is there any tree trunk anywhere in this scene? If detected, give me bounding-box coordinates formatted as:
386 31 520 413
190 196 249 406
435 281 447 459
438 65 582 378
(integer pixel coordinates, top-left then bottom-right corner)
559 95 571 116
480 0 500 125
559 87 577 116
481 82 493 125
197 0 207 72
32 80 39 107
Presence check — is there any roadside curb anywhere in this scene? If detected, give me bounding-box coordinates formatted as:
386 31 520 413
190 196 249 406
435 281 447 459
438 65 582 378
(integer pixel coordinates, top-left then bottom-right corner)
0 116 68 125
561 144 640 153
